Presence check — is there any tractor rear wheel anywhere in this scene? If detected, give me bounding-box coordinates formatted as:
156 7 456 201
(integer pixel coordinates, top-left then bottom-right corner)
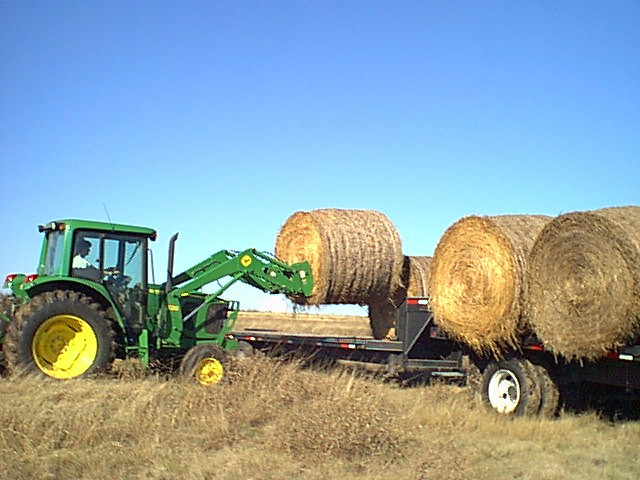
4 290 114 379
0 320 7 377
481 357 542 416
0 295 10 376
179 344 228 386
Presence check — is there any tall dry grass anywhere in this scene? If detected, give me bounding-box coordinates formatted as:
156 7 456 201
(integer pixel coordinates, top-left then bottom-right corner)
0 311 639 479
1 356 639 480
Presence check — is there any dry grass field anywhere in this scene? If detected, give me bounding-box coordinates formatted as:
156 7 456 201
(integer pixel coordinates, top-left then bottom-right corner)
1 311 639 480
234 309 372 336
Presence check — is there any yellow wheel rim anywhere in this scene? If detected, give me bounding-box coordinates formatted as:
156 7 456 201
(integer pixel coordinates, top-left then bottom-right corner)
31 315 98 379
194 357 224 385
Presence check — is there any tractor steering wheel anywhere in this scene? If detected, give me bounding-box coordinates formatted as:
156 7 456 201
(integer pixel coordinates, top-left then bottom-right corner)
104 267 131 288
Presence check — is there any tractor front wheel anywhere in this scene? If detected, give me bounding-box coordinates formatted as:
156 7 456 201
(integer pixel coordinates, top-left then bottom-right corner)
179 344 228 386
4 291 114 379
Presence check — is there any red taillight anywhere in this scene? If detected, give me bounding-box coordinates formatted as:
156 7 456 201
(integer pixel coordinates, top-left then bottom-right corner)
4 274 18 283
25 274 39 283
525 344 545 352
406 297 429 305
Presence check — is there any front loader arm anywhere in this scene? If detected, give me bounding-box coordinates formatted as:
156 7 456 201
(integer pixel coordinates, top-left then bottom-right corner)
166 248 313 311
161 249 313 347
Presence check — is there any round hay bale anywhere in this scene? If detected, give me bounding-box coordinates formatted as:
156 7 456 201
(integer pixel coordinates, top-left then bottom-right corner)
429 214 551 354
275 209 404 305
368 256 433 339
526 206 640 360
406 256 432 297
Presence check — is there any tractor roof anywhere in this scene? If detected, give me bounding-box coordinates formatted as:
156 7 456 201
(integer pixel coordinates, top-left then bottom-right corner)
39 219 157 239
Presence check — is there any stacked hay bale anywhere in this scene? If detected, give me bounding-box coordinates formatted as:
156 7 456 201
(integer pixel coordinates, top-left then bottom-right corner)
275 209 404 314
429 214 551 355
369 256 433 339
527 206 640 360
405 256 432 298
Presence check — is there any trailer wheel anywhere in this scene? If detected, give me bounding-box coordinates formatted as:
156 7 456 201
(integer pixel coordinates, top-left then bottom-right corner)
533 364 560 417
4 290 114 379
481 358 542 416
179 344 228 386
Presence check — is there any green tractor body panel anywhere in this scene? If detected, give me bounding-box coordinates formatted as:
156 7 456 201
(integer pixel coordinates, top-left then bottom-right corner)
2 218 314 370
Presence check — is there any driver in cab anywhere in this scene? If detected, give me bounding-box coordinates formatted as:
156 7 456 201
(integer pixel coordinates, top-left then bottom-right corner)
72 239 101 281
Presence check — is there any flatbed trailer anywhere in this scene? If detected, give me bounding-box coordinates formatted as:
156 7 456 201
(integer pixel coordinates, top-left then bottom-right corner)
229 298 640 417
230 299 465 378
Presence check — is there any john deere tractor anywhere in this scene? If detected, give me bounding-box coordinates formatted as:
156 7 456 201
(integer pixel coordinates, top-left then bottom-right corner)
0 219 313 384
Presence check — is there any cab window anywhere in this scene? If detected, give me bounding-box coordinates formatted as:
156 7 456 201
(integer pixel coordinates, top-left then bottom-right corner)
43 231 65 275
102 236 145 287
71 233 101 281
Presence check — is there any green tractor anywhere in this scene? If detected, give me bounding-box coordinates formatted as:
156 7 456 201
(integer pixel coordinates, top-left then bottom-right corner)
0 219 313 384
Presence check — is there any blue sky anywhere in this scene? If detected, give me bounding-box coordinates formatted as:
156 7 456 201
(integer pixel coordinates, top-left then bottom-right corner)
1 1 638 313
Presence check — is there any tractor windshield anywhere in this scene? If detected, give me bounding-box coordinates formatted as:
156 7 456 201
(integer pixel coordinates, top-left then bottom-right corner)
44 230 65 275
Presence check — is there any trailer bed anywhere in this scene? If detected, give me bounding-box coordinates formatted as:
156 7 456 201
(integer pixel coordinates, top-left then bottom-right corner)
228 327 463 373
231 328 403 351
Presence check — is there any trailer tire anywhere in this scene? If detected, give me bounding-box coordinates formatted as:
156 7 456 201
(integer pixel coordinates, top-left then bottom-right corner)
533 364 560 417
4 290 114 379
481 358 542 416
179 344 228 386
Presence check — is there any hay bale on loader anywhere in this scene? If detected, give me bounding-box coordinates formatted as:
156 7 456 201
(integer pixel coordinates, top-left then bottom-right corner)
368 256 433 339
429 214 551 355
275 209 404 307
527 206 640 360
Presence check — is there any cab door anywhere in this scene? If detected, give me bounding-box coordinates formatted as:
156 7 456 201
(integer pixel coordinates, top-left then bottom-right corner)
101 235 147 336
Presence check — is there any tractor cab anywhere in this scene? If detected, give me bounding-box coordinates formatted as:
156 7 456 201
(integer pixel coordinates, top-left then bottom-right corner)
9 220 158 338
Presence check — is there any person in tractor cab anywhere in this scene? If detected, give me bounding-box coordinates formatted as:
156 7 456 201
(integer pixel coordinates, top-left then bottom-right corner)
72 239 101 281
72 240 92 268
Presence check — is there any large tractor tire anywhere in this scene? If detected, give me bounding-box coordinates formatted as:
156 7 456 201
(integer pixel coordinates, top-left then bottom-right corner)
178 344 228 386
0 293 14 335
4 290 114 379
481 357 542 416
0 295 13 376
0 313 8 376
533 364 560 417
